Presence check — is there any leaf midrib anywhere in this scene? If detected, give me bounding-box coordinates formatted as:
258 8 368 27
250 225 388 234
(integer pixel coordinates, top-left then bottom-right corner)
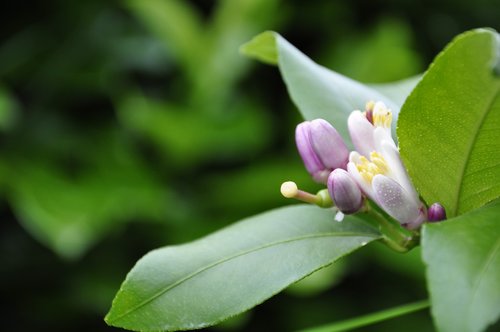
454 82 500 216
109 231 379 322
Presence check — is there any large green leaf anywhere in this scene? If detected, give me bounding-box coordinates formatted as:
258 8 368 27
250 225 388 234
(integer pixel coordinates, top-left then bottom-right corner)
422 201 500 332
105 205 379 331
398 29 500 217
241 31 419 141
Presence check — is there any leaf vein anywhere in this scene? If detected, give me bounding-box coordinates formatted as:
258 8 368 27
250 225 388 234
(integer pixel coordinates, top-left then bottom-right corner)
455 86 500 215
112 231 378 322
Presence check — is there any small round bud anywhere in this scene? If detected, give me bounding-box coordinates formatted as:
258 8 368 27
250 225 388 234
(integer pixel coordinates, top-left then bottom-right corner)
428 203 446 222
327 169 363 214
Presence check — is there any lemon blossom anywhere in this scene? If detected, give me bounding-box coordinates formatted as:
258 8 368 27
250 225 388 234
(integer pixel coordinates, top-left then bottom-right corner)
347 102 426 229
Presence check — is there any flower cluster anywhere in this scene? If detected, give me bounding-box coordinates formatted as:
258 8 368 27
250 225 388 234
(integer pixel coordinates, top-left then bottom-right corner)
282 101 446 230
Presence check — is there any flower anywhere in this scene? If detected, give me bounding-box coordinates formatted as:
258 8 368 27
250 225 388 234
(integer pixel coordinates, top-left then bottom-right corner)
347 102 426 229
327 169 363 214
295 119 349 183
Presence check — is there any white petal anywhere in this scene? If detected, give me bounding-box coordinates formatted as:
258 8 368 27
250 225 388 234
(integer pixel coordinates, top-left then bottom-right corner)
349 151 362 163
373 126 396 152
348 111 375 157
372 174 422 225
378 140 420 203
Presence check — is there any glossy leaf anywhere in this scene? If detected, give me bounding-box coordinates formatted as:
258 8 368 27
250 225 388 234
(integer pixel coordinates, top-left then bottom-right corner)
105 205 379 331
398 28 500 217
241 31 418 141
422 201 500 332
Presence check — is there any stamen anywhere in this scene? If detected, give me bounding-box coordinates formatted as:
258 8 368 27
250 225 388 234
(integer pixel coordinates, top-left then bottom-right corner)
367 163 380 174
355 151 389 184
360 170 373 183
373 103 393 128
365 101 375 112
280 181 333 207
364 101 375 124
370 152 389 173
281 181 299 198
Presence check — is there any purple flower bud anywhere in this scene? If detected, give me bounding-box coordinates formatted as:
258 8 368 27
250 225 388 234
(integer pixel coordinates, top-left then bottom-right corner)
327 169 363 214
296 119 349 183
428 203 446 222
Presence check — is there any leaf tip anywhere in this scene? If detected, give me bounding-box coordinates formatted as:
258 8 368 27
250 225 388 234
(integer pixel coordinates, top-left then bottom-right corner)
239 31 279 65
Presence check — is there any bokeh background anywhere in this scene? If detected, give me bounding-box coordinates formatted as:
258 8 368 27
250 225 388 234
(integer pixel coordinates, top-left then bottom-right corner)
1 0 499 331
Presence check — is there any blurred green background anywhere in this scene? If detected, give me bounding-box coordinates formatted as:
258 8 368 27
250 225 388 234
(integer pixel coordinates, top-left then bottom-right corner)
1 0 499 331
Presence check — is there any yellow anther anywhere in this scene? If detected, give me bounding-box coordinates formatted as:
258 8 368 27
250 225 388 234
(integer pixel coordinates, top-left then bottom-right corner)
360 170 373 183
365 101 375 112
368 163 380 174
355 151 389 184
359 156 370 165
373 103 393 128
370 152 389 173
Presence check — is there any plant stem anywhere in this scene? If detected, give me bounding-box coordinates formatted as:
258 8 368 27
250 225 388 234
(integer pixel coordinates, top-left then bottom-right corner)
363 200 419 252
297 299 430 332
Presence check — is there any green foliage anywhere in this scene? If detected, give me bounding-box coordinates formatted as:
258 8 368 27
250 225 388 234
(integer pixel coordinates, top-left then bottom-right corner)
0 86 18 131
324 19 424 83
398 28 500 217
240 31 419 143
6 132 168 259
118 0 279 168
105 205 379 331
422 200 500 332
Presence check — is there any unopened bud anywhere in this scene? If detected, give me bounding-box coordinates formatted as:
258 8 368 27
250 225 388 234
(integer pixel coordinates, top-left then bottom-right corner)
327 169 363 214
295 119 349 183
428 203 446 222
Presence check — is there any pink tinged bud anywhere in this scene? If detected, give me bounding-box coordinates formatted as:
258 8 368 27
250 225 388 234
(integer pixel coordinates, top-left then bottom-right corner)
327 169 363 214
295 119 349 183
372 174 426 229
348 111 376 157
428 203 447 222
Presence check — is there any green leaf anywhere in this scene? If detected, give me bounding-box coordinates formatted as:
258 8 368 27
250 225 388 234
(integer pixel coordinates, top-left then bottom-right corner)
6 132 169 259
241 31 417 141
105 205 380 331
240 31 278 65
398 28 500 217
422 200 500 332
369 75 421 110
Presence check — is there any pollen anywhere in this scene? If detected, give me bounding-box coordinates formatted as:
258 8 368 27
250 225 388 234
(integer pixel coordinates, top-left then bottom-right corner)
355 152 389 184
373 103 393 128
370 151 389 173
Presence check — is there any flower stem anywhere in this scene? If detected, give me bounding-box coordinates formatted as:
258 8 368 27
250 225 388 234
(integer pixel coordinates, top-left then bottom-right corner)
363 200 419 252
